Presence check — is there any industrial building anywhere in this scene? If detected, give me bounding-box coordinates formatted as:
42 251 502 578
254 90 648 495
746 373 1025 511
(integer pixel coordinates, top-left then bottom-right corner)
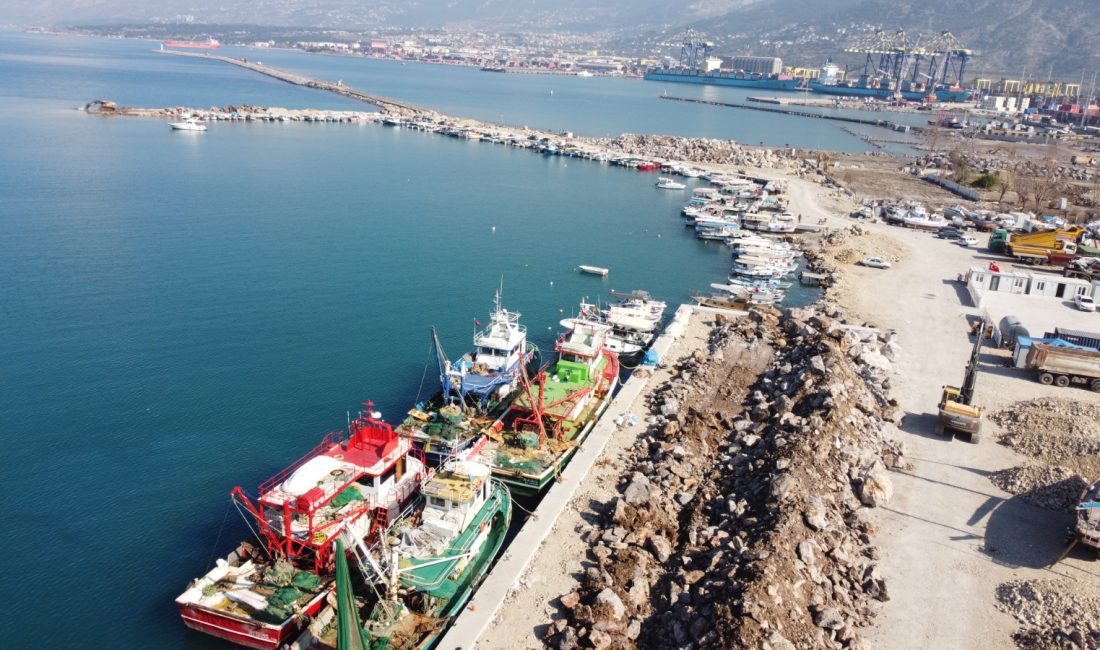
722 55 783 74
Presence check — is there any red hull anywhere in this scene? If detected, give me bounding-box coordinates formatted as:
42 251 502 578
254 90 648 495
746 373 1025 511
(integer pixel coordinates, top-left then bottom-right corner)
178 588 327 649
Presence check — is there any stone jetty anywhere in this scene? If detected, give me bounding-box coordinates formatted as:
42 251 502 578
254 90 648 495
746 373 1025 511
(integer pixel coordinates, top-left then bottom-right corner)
544 303 907 649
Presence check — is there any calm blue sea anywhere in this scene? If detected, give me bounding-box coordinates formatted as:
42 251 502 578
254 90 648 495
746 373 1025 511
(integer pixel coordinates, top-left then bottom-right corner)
0 30 821 648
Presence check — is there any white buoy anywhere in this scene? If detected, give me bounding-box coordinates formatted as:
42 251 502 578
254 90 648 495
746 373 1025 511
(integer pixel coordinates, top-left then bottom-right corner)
550 281 554 286
492 226 496 232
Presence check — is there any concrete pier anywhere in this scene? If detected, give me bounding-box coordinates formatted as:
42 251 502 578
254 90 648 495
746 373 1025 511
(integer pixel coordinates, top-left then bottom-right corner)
436 305 700 649
660 94 925 134
160 50 426 114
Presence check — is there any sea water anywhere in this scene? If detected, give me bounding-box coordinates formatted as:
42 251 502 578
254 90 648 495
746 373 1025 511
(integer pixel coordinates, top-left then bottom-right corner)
0 30 820 647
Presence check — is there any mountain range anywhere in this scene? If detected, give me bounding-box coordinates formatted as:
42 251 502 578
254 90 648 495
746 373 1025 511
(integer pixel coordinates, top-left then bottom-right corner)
9 0 1099 79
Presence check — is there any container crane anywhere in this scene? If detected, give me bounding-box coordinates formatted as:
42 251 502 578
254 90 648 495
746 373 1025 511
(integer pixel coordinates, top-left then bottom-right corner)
677 28 714 71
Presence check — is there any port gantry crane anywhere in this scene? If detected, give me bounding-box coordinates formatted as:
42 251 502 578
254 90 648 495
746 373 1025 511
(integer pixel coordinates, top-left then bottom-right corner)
840 29 973 91
842 29 912 83
655 28 717 70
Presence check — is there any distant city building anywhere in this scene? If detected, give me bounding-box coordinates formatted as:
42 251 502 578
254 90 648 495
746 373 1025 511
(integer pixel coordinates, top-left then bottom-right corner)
722 56 783 74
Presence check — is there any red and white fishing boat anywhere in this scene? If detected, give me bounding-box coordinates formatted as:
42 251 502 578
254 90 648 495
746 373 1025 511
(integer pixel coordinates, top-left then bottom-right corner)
177 405 425 649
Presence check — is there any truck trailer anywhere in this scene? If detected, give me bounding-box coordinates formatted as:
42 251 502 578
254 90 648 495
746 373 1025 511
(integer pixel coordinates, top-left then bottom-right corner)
1026 342 1100 391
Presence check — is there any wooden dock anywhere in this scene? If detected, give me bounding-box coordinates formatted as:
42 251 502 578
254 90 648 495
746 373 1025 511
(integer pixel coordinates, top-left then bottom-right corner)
159 50 427 115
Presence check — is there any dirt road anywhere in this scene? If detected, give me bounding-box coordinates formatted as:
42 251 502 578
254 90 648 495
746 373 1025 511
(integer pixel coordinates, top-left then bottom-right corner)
828 222 1100 649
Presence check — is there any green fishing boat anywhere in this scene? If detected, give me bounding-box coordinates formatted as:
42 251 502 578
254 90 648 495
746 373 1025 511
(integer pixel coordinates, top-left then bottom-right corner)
470 319 620 497
291 460 511 650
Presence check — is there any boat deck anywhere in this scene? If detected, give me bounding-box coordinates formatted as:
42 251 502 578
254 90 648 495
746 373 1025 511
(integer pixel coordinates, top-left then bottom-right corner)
513 353 610 421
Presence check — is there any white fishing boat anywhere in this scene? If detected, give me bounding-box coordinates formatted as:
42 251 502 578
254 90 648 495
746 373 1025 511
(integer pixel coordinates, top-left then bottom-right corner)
697 225 740 240
169 118 207 131
709 283 785 305
577 265 609 277
559 316 643 355
656 177 687 190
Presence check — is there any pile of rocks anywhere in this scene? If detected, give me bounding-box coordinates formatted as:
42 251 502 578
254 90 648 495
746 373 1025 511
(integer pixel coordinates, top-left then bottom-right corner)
989 465 1090 512
995 579 1100 649
546 305 904 649
991 398 1100 462
963 153 1096 183
579 133 801 169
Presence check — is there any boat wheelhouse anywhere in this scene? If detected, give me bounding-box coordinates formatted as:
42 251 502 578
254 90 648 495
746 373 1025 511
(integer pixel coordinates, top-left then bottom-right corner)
177 407 425 649
441 293 533 410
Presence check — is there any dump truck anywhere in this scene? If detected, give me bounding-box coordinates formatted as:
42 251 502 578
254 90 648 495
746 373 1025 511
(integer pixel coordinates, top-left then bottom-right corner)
937 324 985 442
1051 481 1100 566
1003 226 1085 265
1026 343 1100 391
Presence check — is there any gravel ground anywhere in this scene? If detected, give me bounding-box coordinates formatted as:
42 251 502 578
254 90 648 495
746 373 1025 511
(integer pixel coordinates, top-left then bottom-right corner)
813 215 1100 650
996 579 1100 649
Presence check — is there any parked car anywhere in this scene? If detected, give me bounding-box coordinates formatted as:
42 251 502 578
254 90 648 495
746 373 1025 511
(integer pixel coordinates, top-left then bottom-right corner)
969 219 1001 232
860 257 892 269
958 235 980 247
1076 294 1097 312
937 228 963 240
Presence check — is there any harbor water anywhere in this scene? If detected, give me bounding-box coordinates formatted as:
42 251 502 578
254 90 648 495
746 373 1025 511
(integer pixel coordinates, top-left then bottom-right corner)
1 30 820 648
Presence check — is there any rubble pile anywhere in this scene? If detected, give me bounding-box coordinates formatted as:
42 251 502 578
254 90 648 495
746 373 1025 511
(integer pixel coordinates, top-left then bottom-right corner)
995 579 1100 649
547 306 904 649
962 153 1096 183
989 465 1089 512
579 134 801 169
991 398 1100 462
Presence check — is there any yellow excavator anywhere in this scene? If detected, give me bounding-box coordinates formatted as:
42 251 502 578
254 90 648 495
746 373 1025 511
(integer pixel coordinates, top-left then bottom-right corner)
937 322 985 443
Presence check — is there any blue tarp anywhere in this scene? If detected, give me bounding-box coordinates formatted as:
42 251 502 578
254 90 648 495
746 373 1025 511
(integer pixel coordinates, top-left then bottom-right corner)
642 349 659 366
1016 337 1087 350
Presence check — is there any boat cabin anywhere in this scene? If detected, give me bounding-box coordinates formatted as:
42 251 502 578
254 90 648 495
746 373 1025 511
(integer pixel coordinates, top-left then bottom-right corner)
235 412 422 573
418 461 491 542
556 321 610 383
466 307 526 374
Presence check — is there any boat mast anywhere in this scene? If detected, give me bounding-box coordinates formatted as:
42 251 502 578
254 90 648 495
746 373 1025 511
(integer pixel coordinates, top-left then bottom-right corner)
431 327 455 405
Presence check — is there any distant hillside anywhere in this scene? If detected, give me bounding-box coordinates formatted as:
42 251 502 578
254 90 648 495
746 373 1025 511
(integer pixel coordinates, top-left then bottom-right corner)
654 0 1100 80
11 0 757 32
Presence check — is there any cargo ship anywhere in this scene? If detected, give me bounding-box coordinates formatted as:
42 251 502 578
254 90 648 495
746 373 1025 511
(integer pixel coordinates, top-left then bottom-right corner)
810 63 972 102
644 67 799 91
163 38 220 49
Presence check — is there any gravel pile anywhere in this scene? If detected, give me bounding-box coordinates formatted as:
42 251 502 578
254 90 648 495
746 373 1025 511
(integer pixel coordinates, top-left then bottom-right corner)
989 465 1089 512
996 579 1100 649
991 398 1100 462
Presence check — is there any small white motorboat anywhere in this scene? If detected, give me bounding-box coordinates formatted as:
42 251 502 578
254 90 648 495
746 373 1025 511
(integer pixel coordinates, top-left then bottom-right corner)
169 118 207 131
656 177 687 190
577 265 609 277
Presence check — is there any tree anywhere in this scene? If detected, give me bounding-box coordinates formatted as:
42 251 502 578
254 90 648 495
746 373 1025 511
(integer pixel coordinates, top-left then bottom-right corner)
949 149 971 184
997 170 1015 204
921 124 944 167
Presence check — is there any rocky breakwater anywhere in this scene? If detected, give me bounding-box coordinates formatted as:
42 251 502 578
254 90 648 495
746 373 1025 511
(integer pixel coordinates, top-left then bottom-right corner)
547 305 905 649
577 134 803 169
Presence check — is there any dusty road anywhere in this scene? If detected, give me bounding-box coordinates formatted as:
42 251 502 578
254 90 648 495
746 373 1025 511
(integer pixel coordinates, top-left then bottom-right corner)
828 222 1100 649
